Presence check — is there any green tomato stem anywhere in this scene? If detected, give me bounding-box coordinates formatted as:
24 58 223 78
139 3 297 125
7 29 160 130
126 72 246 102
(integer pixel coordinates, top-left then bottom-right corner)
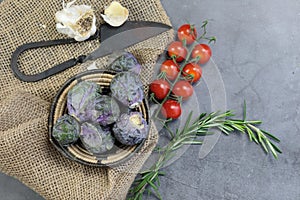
153 43 198 119
152 20 214 122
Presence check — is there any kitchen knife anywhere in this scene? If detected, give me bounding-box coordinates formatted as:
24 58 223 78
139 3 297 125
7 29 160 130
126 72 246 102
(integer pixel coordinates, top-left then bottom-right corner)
11 21 172 82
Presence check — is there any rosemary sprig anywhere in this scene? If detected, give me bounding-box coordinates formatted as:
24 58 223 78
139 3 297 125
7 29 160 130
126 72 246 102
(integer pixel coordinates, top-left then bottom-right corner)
128 105 281 200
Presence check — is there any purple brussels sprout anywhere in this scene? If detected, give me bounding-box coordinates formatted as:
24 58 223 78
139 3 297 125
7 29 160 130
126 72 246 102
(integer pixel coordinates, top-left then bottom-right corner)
80 122 115 154
52 115 80 146
108 52 141 74
113 112 149 146
67 81 101 122
94 95 120 126
110 72 144 108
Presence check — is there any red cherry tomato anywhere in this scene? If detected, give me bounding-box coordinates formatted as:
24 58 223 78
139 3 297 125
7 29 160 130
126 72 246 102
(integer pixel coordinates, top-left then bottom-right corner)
167 41 187 62
192 44 212 65
172 80 194 100
160 60 180 81
177 24 198 45
182 63 202 83
161 100 181 119
150 79 170 100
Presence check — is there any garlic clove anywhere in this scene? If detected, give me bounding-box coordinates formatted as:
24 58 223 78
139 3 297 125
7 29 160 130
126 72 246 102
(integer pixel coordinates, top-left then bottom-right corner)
101 1 129 27
64 0 76 8
56 23 75 37
55 1 97 41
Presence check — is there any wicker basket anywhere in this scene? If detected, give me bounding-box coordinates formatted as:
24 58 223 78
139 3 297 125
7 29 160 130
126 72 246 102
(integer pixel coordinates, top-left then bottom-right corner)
48 69 150 167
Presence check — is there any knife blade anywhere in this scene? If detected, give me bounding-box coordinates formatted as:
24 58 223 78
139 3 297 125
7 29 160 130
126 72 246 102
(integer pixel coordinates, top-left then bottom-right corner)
10 21 172 82
84 21 172 61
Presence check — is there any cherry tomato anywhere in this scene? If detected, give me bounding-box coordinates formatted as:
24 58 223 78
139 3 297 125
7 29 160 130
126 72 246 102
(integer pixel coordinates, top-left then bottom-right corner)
161 100 181 119
172 80 194 100
182 63 202 83
167 41 187 62
150 79 170 100
177 24 198 45
160 60 180 81
192 44 212 65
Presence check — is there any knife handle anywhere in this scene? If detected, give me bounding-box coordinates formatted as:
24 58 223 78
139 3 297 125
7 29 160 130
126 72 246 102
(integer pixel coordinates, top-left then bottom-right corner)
10 32 98 82
11 52 86 82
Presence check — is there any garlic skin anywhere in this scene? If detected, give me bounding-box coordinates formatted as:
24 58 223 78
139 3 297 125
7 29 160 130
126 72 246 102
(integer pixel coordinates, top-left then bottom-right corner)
55 0 97 41
101 1 129 27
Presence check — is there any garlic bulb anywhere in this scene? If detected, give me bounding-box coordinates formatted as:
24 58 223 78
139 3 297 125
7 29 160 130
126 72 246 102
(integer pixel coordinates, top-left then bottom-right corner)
55 0 97 41
101 1 129 27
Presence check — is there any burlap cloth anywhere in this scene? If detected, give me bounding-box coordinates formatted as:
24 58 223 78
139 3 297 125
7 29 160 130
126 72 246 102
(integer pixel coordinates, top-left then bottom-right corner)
0 0 173 199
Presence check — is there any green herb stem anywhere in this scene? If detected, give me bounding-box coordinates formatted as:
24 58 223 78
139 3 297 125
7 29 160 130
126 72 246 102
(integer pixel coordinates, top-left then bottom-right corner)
128 109 281 200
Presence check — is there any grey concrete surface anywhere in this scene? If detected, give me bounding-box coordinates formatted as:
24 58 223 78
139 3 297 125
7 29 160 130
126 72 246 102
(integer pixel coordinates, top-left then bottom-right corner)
1 0 300 200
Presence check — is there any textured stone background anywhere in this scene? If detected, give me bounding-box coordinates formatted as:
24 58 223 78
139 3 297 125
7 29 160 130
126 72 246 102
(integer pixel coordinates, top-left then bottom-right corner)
1 0 300 199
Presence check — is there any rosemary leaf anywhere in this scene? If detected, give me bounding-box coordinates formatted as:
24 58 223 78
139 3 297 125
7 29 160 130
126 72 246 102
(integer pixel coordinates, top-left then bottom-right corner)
269 141 283 154
265 139 278 159
243 100 247 121
246 126 259 144
183 112 193 134
182 140 203 145
259 137 269 153
262 130 281 142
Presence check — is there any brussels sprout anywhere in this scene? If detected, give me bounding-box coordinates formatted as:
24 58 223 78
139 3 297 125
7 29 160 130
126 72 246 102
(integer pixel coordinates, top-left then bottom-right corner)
94 95 120 126
113 112 149 146
67 81 101 122
52 115 80 146
110 72 144 108
80 122 115 154
108 52 141 74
